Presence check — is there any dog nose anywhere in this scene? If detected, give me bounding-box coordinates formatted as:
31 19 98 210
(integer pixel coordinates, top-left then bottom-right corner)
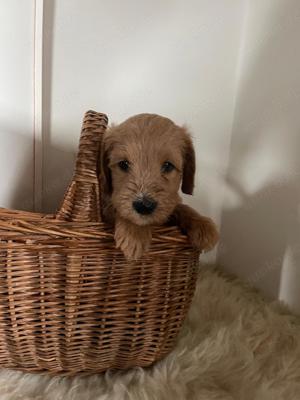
132 196 157 215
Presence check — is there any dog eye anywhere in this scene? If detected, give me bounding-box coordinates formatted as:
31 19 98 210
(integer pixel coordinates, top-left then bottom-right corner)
161 161 175 173
118 160 130 171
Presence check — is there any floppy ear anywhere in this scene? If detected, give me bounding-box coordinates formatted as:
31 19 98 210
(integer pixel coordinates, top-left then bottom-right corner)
100 136 113 195
181 131 196 195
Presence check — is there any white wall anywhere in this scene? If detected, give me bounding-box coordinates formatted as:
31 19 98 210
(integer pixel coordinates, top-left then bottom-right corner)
217 0 300 312
0 1 35 211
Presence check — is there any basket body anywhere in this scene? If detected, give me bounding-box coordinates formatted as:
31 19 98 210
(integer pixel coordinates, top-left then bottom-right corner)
0 111 200 375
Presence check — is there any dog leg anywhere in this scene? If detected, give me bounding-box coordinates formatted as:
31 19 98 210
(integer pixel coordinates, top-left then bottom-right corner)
114 215 152 260
171 204 219 251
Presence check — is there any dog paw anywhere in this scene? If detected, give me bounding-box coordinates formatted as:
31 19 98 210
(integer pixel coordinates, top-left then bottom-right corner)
186 216 219 252
115 232 149 260
114 217 152 261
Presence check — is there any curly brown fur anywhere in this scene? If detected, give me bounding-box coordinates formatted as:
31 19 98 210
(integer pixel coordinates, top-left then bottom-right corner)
101 113 218 260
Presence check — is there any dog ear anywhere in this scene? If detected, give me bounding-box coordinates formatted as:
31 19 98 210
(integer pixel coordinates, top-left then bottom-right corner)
100 138 113 195
181 130 196 195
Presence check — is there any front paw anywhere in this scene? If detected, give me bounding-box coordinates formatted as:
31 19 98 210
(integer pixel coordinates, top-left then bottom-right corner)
114 218 152 260
186 217 219 252
115 231 149 260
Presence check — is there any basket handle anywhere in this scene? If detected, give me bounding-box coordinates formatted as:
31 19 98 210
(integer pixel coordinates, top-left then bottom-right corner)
56 110 108 222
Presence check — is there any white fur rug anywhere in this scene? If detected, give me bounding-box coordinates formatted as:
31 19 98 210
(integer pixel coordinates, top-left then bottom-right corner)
0 267 300 400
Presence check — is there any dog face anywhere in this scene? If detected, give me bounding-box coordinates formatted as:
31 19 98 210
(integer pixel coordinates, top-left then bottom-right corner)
102 114 195 226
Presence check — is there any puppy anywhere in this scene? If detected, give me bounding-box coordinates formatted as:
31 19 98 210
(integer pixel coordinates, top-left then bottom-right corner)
101 113 219 260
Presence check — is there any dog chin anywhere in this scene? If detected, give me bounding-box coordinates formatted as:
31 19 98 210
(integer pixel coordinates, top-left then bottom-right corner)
127 213 156 226
123 211 168 227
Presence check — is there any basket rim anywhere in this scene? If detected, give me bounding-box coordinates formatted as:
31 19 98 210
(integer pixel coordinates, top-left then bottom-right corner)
0 207 196 247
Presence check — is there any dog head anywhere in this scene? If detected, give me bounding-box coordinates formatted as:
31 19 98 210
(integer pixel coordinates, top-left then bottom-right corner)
102 113 195 226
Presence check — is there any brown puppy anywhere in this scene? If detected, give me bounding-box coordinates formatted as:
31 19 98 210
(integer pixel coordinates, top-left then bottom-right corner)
101 113 219 260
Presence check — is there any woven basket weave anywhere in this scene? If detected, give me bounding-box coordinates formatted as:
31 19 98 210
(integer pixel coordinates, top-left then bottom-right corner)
0 111 200 375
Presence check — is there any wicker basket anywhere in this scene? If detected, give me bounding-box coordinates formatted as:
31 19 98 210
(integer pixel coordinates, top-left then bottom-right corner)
0 111 200 375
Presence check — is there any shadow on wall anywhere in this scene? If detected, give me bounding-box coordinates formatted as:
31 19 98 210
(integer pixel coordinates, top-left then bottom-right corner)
0 127 75 215
218 0 300 312
0 126 33 211
38 142 76 214
219 177 300 299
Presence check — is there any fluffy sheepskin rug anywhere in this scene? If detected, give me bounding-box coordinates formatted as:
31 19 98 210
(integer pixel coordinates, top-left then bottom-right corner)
0 267 300 400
